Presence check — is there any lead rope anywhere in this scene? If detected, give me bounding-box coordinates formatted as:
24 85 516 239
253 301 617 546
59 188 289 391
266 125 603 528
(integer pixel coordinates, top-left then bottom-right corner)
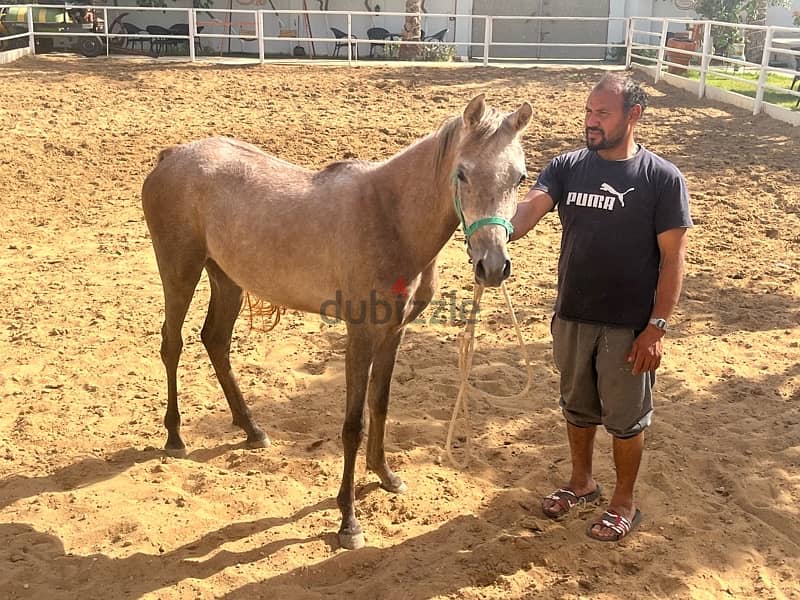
444 280 535 469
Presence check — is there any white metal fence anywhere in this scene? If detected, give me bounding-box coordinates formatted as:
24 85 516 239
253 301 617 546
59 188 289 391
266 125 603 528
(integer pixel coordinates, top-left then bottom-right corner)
628 17 800 118
1 5 799 119
0 4 629 63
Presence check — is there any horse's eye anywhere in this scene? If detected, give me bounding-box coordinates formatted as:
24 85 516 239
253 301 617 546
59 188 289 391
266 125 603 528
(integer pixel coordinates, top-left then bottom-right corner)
518 173 527 186
457 169 468 184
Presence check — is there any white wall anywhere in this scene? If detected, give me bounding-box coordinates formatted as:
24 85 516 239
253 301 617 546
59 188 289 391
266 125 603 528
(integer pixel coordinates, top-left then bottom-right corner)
609 0 698 50
767 0 800 28
608 0 627 47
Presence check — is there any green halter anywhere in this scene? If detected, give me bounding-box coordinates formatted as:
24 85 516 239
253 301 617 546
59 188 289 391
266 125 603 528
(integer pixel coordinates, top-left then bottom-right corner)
452 175 514 245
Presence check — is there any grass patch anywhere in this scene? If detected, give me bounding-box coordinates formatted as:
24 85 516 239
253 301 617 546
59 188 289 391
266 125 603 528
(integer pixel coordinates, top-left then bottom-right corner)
682 67 799 110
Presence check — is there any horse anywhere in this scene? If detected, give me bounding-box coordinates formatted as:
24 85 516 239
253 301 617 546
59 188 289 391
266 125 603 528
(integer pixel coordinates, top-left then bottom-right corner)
141 94 532 550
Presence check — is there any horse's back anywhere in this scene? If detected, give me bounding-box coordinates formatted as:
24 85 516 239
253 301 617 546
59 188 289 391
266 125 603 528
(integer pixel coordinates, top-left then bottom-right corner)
141 137 352 308
142 137 313 233
144 137 308 197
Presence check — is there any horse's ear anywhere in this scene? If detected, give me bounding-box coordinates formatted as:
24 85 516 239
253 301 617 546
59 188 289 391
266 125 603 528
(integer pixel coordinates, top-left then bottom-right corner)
463 94 486 128
506 101 533 134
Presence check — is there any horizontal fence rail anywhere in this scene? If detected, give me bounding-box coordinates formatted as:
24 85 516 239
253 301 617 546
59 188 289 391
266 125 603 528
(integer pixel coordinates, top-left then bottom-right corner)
0 6 798 120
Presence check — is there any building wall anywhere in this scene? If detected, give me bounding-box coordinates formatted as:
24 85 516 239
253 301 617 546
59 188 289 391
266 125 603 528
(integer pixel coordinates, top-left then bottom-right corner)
471 0 612 60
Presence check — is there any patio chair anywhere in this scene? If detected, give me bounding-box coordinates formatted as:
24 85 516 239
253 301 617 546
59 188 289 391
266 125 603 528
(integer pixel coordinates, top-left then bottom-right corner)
367 26 399 58
121 22 147 51
168 23 204 54
423 28 447 43
331 27 357 58
146 24 179 56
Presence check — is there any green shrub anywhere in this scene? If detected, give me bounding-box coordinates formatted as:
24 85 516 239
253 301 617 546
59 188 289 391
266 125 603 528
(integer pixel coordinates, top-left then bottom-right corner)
420 42 454 62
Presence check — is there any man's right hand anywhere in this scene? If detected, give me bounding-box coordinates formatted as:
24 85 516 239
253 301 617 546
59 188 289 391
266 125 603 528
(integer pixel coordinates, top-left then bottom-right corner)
626 326 665 375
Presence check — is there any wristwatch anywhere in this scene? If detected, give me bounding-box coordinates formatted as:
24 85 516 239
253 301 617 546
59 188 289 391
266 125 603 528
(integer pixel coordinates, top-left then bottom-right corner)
649 318 667 331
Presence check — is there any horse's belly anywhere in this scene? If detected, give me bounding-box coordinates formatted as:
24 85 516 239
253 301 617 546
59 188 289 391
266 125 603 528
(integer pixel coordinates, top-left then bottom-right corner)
205 229 340 316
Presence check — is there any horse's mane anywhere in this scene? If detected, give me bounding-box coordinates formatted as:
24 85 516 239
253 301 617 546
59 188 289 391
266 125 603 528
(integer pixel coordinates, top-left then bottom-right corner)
313 159 370 182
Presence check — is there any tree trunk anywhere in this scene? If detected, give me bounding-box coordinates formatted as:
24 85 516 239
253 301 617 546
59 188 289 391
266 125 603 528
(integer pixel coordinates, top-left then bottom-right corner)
399 0 421 60
744 0 767 63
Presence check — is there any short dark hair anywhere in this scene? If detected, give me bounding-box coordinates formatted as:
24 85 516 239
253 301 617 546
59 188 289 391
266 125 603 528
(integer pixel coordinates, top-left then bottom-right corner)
594 73 649 115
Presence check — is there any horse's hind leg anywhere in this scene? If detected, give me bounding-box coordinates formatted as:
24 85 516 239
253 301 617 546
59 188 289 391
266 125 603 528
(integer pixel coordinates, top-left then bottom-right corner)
157 252 205 458
202 260 269 448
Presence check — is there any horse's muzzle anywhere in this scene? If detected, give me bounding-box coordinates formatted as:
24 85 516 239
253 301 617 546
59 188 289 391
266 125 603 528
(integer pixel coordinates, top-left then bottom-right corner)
474 255 512 287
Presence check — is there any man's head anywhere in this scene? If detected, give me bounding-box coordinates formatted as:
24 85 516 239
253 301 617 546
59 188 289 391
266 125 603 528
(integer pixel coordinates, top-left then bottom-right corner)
584 74 649 155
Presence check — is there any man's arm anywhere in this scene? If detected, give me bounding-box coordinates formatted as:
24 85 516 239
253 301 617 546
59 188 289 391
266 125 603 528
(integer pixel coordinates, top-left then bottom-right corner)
627 227 689 375
510 188 555 242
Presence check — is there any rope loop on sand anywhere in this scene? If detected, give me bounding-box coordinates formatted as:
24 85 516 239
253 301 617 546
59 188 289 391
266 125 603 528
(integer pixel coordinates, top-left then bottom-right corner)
445 281 535 469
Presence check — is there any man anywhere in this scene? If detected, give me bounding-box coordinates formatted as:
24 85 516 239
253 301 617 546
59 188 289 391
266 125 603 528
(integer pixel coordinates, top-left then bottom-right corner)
511 73 692 542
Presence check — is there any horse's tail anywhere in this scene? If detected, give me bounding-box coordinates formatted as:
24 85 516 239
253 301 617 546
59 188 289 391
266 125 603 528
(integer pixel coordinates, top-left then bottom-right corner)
142 145 183 217
156 146 178 164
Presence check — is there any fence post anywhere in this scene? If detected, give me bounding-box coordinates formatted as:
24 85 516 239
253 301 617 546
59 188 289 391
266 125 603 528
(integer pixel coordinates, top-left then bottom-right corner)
27 4 35 54
483 15 491 66
103 7 109 57
257 10 265 63
625 17 632 69
189 8 196 62
753 26 774 116
655 19 668 83
698 20 712 99
347 12 353 65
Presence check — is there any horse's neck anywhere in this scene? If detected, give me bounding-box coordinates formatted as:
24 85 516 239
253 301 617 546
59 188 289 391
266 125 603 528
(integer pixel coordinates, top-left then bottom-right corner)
373 133 460 271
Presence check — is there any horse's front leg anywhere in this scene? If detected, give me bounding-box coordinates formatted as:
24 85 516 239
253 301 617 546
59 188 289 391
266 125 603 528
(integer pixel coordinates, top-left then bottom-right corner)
336 323 374 550
366 265 436 494
365 327 407 494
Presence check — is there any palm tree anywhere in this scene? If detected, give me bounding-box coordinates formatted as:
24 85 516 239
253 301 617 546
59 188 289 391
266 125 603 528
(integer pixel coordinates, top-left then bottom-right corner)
399 0 421 60
743 0 767 62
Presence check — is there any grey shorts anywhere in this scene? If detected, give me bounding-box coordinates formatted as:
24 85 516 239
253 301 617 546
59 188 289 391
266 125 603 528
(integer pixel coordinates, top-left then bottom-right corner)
551 315 654 439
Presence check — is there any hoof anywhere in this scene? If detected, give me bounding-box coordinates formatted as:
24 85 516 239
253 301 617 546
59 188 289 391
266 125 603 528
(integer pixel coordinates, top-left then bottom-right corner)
246 435 271 449
164 445 187 458
338 530 365 550
381 480 408 494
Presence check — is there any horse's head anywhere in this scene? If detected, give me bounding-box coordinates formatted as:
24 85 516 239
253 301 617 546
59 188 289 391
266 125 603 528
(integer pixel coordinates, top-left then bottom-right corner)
452 94 532 287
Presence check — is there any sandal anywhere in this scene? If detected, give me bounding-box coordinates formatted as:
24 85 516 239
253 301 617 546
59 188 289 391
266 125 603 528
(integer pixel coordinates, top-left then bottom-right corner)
586 508 642 542
541 484 602 519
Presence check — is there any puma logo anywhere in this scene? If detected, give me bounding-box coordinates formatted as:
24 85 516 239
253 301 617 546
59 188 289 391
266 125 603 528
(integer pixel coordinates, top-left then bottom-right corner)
599 183 635 207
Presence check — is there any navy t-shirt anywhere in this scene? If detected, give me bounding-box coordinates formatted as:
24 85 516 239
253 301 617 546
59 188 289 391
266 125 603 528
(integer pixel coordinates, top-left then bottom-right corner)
533 145 692 330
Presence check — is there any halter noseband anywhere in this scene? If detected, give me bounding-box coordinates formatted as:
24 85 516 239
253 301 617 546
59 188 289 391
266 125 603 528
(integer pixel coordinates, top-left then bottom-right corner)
452 174 514 245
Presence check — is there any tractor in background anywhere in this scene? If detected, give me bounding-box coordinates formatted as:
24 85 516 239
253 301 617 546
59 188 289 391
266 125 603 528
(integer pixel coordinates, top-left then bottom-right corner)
0 3 105 57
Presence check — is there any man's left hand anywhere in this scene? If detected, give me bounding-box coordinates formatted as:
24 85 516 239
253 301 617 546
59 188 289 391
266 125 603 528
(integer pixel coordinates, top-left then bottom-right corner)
627 325 664 375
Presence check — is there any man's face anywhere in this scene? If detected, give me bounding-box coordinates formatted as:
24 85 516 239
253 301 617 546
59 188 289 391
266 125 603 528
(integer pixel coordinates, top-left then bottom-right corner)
584 87 632 151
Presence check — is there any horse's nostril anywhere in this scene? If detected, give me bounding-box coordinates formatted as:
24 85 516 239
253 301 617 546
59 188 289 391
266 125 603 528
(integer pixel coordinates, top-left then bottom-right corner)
502 259 512 280
475 259 487 282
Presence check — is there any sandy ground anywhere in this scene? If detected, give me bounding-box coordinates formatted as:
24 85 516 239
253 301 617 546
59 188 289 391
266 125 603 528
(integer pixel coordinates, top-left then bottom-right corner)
0 55 798 600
